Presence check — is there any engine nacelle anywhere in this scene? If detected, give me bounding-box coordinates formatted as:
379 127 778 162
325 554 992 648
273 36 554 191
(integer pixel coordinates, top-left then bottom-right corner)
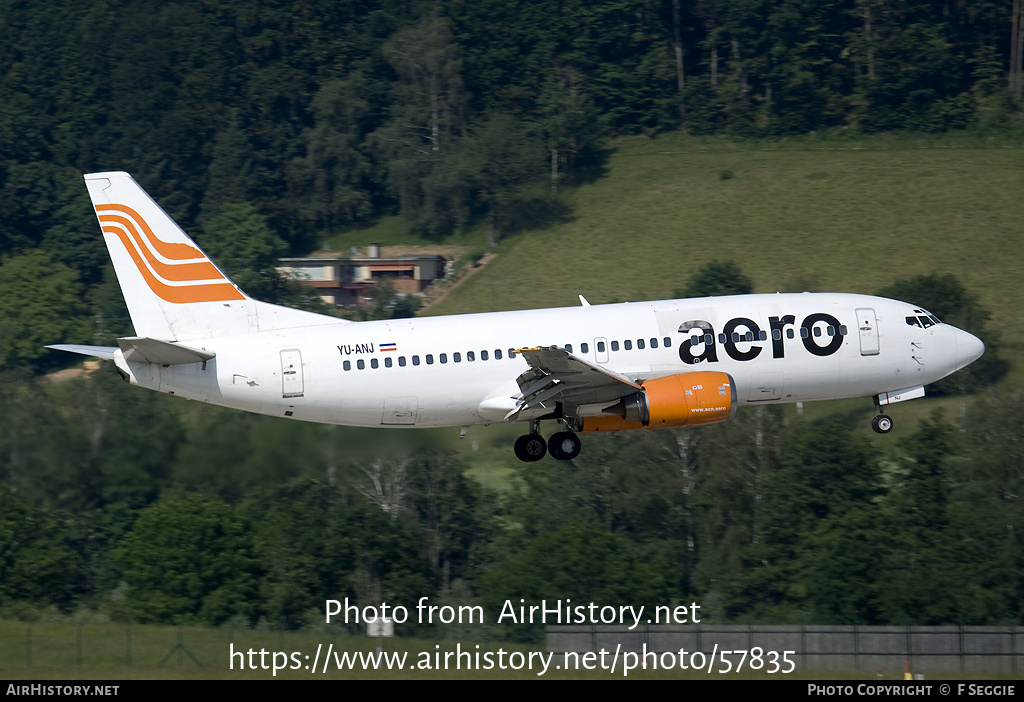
582 371 736 433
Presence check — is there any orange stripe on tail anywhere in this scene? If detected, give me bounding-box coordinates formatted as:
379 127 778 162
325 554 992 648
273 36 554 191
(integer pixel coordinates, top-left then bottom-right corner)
99 207 245 304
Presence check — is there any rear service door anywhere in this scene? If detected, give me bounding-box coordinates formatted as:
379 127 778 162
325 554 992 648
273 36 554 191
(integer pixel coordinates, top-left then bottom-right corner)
281 349 304 398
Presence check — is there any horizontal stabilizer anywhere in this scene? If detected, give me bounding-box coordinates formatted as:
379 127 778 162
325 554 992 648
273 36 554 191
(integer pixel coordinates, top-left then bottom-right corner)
117 337 215 365
46 344 118 360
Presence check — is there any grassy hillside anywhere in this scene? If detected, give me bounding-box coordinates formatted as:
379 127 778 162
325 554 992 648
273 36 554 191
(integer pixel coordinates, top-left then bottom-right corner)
423 132 1023 386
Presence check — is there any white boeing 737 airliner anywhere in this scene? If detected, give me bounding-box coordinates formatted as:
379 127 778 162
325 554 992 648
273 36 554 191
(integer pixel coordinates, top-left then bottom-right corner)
50 172 985 461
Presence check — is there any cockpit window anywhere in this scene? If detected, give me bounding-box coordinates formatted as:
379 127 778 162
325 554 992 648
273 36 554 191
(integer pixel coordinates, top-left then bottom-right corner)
907 309 941 328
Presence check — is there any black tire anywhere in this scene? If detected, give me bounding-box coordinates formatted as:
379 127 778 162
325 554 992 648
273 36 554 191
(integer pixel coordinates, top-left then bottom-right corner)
514 434 547 462
872 414 894 434
548 432 582 461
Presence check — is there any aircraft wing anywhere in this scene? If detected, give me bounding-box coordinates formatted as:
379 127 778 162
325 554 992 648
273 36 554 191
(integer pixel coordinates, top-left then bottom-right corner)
506 346 640 421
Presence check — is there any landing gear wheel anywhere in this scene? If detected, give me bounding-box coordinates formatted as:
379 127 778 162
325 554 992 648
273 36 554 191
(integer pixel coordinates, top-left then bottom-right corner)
872 414 894 434
514 434 547 462
548 432 582 461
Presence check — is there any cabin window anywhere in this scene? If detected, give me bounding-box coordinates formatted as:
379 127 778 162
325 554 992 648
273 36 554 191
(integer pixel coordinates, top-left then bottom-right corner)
495 349 503 360
787 329 795 339
826 326 835 336
453 352 461 363
440 353 448 364
840 325 848 335
650 338 658 348
412 355 420 366
426 354 434 365
343 360 351 371
813 327 822 337
597 341 606 352
371 358 379 369
481 350 489 361
663 337 672 347
637 339 645 350
384 357 393 367
565 344 573 353
581 342 590 353
611 340 619 351
398 356 407 367
800 328 809 338
357 359 365 370
772 329 782 341
467 351 475 362
508 349 516 357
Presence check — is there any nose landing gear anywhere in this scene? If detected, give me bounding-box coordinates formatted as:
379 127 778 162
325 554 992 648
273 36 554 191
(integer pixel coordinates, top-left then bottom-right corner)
871 395 894 434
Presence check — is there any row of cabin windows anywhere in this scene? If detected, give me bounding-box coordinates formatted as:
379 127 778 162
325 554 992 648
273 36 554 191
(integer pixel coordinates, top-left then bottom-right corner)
685 325 849 347
567 337 673 355
343 348 518 371
341 336 678 372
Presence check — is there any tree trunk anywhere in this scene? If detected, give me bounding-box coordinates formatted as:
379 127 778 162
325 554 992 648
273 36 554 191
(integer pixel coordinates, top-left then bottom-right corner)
711 46 718 87
551 149 558 195
488 201 496 248
1013 0 1024 100
1013 0 1020 96
864 1 875 80
672 0 685 118
731 39 748 95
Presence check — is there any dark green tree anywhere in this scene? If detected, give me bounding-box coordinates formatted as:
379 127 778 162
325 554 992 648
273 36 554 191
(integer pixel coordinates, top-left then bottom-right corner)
0 250 88 369
480 519 674 642
732 421 883 622
114 495 260 624
677 259 754 298
0 485 84 612
373 16 471 237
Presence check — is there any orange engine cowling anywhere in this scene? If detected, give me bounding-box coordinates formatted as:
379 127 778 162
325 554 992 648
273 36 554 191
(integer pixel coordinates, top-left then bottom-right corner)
581 371 737 433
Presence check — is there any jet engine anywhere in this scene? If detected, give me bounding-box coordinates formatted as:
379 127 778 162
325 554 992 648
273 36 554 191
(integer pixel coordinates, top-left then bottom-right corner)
581 371 737 433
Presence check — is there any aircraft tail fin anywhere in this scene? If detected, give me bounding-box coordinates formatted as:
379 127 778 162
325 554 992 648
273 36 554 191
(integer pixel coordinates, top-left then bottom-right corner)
84 172 340 342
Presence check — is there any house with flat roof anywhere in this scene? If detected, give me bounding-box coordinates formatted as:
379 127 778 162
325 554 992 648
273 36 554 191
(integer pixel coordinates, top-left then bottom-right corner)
277 244 448 308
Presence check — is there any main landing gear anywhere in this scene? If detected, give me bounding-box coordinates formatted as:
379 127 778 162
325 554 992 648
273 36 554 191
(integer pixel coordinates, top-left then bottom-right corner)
513 420 582 462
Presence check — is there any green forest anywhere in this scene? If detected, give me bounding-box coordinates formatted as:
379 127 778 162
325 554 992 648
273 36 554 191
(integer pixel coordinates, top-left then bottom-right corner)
2 0 1024 635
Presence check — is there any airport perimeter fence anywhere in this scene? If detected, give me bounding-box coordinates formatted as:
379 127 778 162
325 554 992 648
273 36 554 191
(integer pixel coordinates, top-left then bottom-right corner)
0 619 346 671
547 624 1024 675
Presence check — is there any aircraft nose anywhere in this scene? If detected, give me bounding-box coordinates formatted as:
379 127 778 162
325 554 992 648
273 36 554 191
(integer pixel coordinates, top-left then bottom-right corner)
954 327 985 371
